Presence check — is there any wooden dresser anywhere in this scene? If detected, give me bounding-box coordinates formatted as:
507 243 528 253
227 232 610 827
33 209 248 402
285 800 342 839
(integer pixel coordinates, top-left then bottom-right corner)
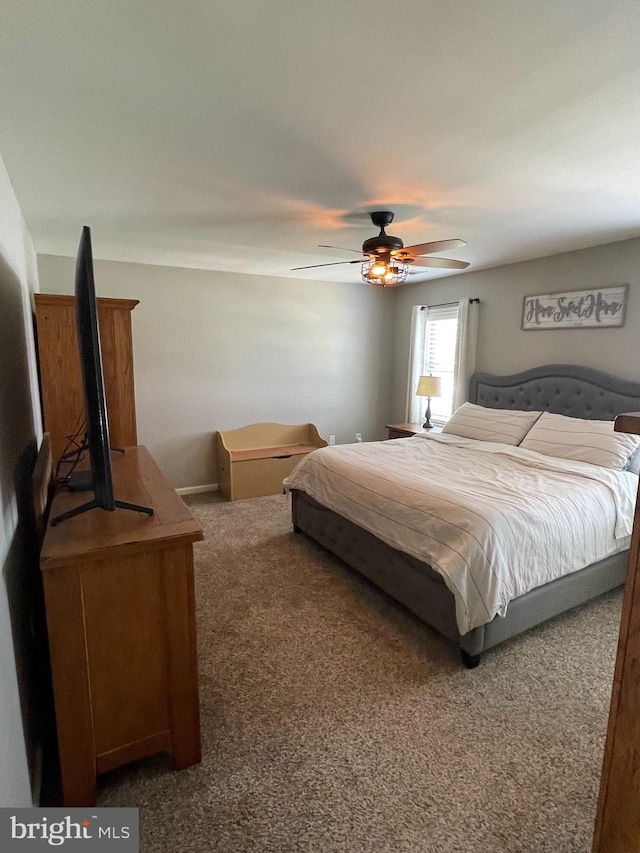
40 447 203 806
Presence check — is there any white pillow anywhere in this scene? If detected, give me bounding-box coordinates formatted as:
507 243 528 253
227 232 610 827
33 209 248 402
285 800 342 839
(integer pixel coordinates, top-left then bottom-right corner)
520 411 640 470
441 402 542 445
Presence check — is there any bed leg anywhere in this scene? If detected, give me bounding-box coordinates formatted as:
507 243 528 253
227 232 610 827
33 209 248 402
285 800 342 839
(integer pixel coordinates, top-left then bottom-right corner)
461 649 481 669
293 524 301 534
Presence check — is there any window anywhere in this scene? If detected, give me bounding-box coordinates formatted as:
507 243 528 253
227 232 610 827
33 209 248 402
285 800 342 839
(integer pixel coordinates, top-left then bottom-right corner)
423 303 459 423
405 299 478 425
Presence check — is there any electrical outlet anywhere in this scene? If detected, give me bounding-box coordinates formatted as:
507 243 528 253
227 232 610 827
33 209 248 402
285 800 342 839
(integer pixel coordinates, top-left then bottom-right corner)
329 434 336 445
356 433 362 442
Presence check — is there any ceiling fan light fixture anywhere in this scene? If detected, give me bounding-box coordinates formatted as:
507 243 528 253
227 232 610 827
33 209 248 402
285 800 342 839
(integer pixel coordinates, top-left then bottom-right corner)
294 210 468 283
361 258 409 287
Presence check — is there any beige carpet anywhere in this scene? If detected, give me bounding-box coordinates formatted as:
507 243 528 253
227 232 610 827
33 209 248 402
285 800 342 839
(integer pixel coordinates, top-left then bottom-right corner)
98 492 622 853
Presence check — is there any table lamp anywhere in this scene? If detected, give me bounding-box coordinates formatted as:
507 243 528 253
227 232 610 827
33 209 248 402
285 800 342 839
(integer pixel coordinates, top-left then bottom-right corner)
416 375 442 429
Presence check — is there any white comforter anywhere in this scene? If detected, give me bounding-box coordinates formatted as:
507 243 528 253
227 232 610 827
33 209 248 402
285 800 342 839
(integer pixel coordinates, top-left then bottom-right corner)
283 434 637 635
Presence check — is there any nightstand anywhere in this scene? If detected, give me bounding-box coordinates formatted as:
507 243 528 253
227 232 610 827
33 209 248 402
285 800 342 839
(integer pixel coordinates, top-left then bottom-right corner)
385 423 443 439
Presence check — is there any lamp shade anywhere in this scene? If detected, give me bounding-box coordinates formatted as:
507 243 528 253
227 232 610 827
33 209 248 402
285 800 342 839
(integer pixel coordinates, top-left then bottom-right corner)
416 375 442 397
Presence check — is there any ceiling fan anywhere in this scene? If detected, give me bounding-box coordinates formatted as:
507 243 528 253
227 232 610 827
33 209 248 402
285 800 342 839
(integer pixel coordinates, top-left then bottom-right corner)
292 210 470 286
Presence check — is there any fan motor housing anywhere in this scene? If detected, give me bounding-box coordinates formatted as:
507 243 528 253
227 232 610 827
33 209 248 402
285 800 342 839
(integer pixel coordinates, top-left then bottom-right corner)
362 233 404 254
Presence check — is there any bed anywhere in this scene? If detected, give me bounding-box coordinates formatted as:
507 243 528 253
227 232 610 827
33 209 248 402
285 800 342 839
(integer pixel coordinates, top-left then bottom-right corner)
285 364 640 667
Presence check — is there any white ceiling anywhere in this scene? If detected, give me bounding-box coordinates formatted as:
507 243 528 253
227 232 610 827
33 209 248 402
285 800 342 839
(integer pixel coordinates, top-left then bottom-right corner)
1 0 639 283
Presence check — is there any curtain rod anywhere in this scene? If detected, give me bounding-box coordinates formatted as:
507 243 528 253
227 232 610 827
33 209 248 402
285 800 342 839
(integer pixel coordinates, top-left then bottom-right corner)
420 298 479 310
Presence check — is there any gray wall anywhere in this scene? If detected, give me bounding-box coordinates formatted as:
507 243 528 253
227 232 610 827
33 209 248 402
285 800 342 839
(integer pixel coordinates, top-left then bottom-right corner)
391 237 640 420
0 154 42 806
37 255 394 489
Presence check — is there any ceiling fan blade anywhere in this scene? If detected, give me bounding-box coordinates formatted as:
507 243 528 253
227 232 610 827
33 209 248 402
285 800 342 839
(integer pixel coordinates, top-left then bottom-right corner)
318 244 366 255
395 238 467 258
412 257 470 270
291 259 362 270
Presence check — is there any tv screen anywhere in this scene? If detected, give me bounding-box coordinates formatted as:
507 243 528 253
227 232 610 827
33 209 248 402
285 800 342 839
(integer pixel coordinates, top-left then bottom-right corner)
76 225 116 510
51 227 153 526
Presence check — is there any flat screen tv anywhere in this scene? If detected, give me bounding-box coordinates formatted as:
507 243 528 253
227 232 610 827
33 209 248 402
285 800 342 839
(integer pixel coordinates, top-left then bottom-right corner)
51 227 153 526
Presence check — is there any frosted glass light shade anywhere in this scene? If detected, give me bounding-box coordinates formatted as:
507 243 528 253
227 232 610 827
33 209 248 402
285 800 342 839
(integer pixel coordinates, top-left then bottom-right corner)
416 375 442 398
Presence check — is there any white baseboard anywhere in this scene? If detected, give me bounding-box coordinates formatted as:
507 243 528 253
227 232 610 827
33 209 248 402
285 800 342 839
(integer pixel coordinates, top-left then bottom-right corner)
176 483 219 496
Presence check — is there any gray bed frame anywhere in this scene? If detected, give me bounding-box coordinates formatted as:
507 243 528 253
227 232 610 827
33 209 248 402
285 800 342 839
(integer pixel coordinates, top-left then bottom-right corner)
291 364 640 667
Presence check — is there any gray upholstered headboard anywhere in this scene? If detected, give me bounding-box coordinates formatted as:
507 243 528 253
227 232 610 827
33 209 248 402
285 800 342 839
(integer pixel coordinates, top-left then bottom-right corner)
468 364 640 421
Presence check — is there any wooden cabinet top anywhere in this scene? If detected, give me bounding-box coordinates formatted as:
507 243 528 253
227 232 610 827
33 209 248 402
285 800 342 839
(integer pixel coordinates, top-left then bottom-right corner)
34 293 139 311
41 446 203 569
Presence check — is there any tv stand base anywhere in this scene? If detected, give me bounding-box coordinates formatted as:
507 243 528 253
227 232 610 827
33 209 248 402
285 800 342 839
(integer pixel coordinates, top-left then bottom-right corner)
51 497 154 526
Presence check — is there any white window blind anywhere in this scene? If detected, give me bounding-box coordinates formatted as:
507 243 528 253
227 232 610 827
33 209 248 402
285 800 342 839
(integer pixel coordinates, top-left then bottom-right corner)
423 303 459 423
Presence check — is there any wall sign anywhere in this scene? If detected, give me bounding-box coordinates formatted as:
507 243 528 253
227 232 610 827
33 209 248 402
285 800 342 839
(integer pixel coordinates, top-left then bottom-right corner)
522 284 629 330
